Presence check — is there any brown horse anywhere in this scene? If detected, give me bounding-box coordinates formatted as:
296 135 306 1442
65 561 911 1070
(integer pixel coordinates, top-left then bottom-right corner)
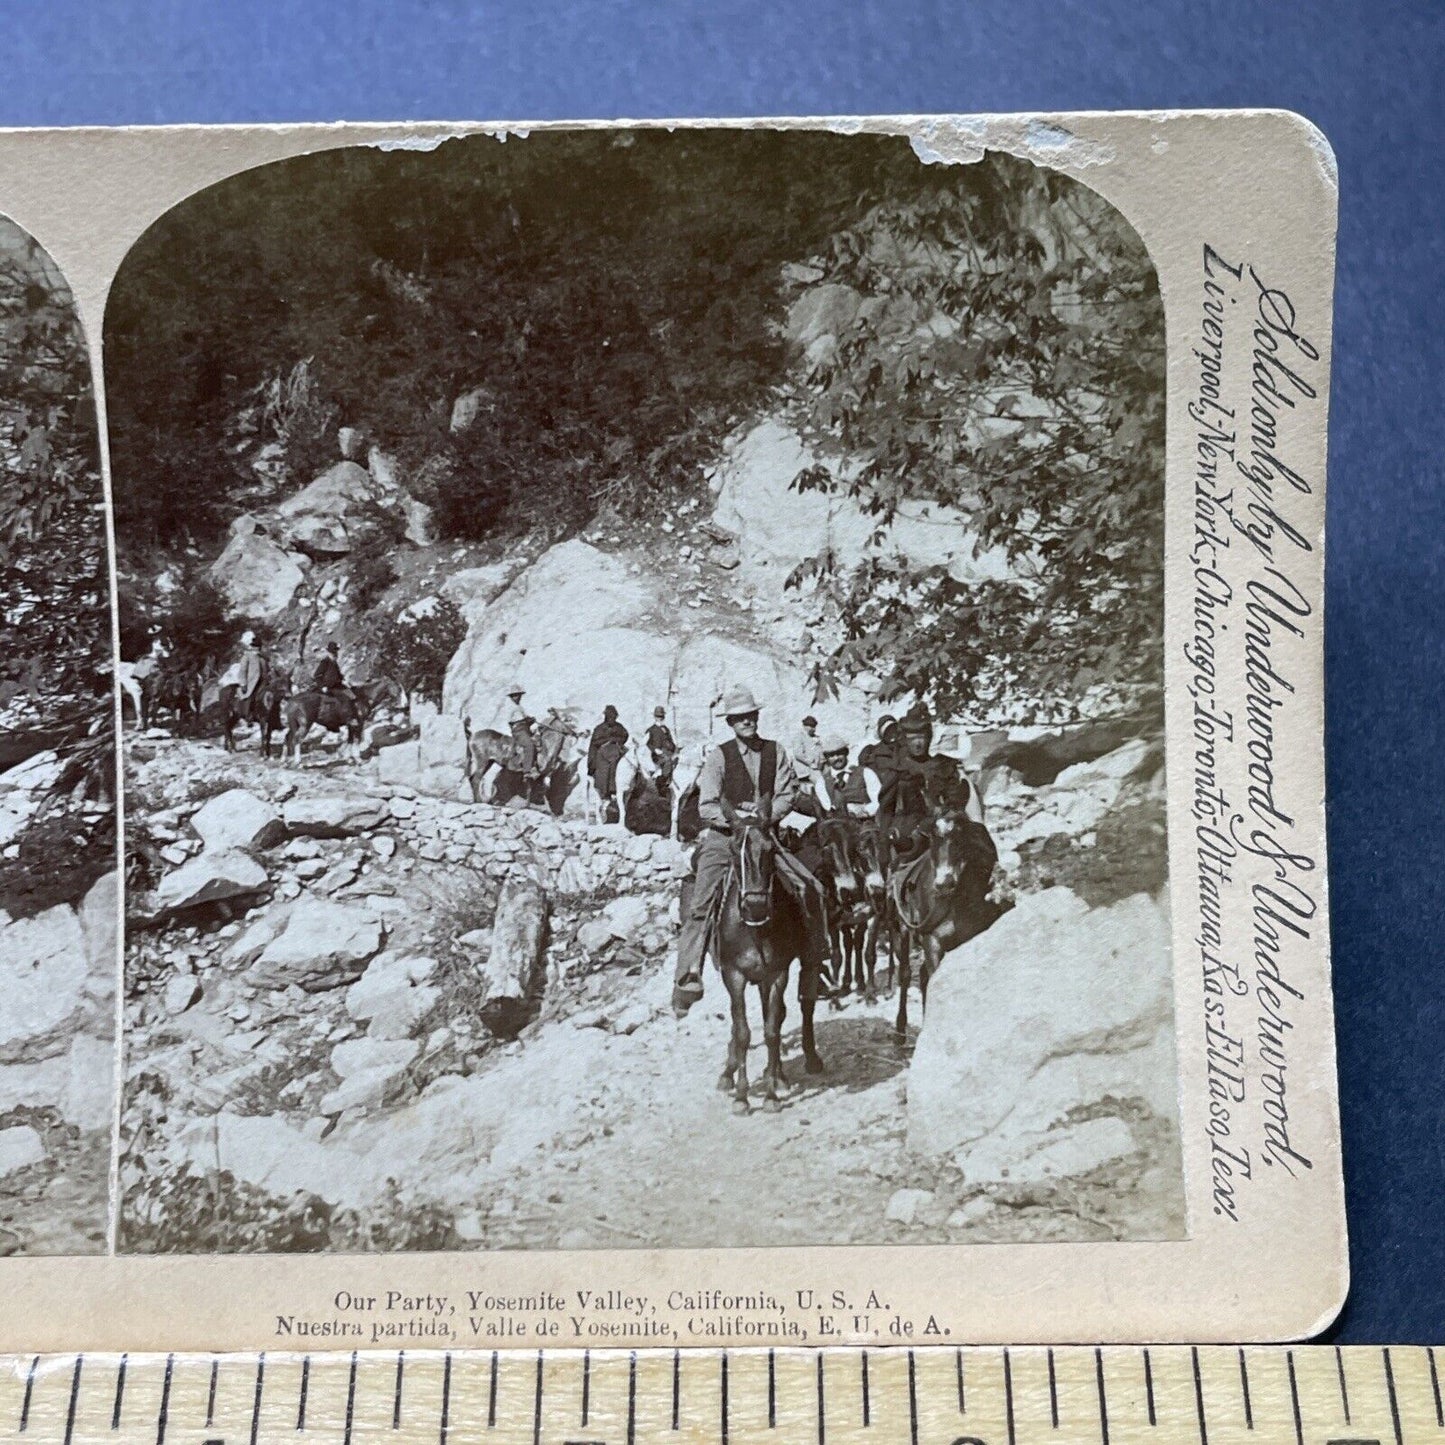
141 668 202 731
282 678 404 763
464 708 583 809
887 800 1005 1041
809 817 871 1007
712 798 824 1115
221 671 287 758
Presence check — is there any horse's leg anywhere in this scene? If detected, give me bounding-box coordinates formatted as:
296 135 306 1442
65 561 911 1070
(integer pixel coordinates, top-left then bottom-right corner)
722 967 752 1114
799 952 824 1074
894 926 911 1044
863 912 880 1003
761 970 787 1109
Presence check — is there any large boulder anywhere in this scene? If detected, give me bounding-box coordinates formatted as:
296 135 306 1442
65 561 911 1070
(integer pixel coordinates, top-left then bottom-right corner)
78 870 118 986
189 789 285 853
251 895 385 991
276 461 381 557
152 850 269 917
209 519 307 621
440 560 526 623
282 795 387 837
0 905 89 1064
907 887 1176 1185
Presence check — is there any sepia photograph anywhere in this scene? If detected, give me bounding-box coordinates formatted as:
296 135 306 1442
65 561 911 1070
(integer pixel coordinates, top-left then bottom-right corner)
106 128 1179 1256
0 216 117 1256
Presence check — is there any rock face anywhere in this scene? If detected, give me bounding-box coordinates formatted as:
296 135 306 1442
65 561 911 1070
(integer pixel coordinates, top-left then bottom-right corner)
276 461 379 557
0 905 90 1064
443 537 869 751
189 789 285 853
476 872 549 1037
252 896 385 991
282 796 387 838
710 419 1011 601
209 519 307 620
907 887 1176 1185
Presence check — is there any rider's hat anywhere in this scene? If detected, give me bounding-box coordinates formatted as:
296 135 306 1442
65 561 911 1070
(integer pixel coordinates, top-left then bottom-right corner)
821 734 849 757
326 641 339 654
239 629 256 647
899 701 934 737
507 682 525 697
802 715 818 729
603 704 618 721
720 685 761 718
653 706 666 719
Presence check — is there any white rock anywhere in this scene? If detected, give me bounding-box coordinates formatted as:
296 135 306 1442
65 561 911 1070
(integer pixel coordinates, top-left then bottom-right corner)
331 1035 419 1081
1008 1116 1139 1184
884 1188 934 1224
209 523 306 619
165 974 203 1016
907 888 1175 1184
152 850 269 917
0 904 88 1062
190 789 284 853
252 896 385 991
600 893 651 942
0 1125 45 1178
283 796 387 837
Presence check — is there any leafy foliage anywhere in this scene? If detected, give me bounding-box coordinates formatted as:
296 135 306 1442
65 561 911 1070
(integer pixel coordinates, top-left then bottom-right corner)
0 228 109 705
786 156 1165 718
372 596 468 705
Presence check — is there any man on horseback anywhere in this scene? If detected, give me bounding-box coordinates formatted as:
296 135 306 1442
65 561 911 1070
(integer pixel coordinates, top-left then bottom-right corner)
811 736 882 820
645 706 678 789
875 702 982 867
504 684 539 779
217 630 266 714
587 704 630 824
858 713 899 772
312 641 350 700
673 685 811 1017
793 715 824 780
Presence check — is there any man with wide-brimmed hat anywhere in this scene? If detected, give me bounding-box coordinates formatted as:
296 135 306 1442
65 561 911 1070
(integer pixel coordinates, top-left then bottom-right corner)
672 684 802 1016
811 735 881 819
504 683 538 778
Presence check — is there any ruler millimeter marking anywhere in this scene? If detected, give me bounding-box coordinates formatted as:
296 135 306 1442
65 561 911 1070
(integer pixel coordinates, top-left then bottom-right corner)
2 1347 1443 1445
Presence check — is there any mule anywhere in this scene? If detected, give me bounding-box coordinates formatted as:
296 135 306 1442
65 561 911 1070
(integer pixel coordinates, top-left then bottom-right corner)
887 802 1004 1041
141 669 202 731
282 678 403 763
711 797 824 1114
221 672 288 758
464 708 583 810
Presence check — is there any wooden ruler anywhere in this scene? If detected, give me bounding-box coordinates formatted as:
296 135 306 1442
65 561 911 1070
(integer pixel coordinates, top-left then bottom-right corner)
1 1348 1440 1445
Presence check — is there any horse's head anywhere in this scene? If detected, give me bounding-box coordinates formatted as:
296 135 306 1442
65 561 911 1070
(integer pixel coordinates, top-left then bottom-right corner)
816 818 861 908
852 821 887 903
724 795 775 928
927 803 977 895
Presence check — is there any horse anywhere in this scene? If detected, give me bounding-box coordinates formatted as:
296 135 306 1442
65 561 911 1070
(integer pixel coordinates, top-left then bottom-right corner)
282 678 404 763
583 735 641 826
140 668 202 731
221 670 288 758
886 798 1005 1042
667 742 707 840
809 816 881 1006
464 708 584 810
711 796 825 1115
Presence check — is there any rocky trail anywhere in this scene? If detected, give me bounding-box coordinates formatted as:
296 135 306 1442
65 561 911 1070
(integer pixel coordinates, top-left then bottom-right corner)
118 719 1183 1255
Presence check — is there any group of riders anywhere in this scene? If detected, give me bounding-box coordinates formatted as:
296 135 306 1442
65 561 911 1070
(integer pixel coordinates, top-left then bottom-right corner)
558 684 996 1026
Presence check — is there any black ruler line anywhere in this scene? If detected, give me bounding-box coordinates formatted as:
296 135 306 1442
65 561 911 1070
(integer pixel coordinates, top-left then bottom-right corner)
298 1355 312 1432
721 1352 730 1445
1430 1346 1444 1428
818 1352 827 1445
1005 1349 1017 1445
1048 1348 1059 1429
766 1348 774 1430
581 1349 591 1428
957 1349 966 1414
487 1350 498 1430
62 1355 83 1445
343 1352 358 1445
1239 1347 1254 1431
1287 1351 1303 1445
392 1351 404 1431
205 1358 218 1429
1192 1346 1208 1445
627 1351 637 1445
249 1352 266 1445
674 1349 682 1432
862 1349 871 1428
532 1350 543 1445
20 1355 39 1434
1096 1348 1111 1445
908 1349 918 1445
1145 1348 1157 1427
440 1353 452 1445
112 1353 128 1432
1385 1347 1405 1445
1336 1345 1351 1424
155 1354 174 1445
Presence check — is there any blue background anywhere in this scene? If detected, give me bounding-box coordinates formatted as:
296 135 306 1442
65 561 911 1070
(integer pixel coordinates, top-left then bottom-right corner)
3 0 1441 1344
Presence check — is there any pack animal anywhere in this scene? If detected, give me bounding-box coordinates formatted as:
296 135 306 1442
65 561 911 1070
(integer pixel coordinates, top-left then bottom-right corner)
282 678 404 763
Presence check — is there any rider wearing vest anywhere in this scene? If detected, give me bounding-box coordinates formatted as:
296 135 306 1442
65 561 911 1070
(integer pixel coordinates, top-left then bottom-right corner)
673 685 801 1017
811 736 882 819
